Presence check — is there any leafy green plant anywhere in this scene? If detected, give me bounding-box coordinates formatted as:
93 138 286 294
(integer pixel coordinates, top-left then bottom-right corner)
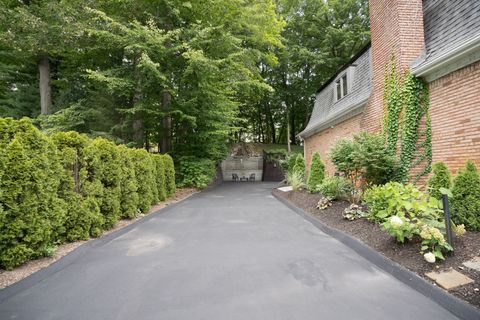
177 156 216 189
118 145 140 219
363 182 442 223
316 176 353 200
451 160 480 231
427 161 451 200
307 152 325 192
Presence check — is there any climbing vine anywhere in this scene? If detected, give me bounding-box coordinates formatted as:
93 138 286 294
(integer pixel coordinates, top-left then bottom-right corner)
383 60 432 182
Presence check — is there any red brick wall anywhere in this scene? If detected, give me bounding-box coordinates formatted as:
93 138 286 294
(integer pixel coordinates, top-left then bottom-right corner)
361 0 425 133
429 61 480 174
304 114 362 174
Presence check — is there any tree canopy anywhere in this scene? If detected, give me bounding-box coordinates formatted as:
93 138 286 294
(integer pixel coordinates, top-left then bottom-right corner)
0 0 369 161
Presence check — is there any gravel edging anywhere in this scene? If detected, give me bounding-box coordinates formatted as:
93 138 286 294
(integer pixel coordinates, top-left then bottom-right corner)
273 190 480 320
0 188 202 304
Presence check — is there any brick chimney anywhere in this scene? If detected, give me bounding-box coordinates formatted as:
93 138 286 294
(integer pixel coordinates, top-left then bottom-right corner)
362 0 425 132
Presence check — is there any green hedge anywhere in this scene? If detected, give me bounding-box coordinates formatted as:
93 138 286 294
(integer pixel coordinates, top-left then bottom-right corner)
0 118 176 269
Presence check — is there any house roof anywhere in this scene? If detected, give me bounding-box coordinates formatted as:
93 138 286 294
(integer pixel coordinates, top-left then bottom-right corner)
299 46 372 139
412 0 480 79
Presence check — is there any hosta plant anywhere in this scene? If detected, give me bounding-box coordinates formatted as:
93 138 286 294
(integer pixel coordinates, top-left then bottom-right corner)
316 196 333 210
343 204 367 221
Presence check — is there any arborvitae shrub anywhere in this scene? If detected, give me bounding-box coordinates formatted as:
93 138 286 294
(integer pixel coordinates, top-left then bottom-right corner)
130 148 156 213
84 138 122 229
118 145 139 219
427 161 451 200
287 153 298 174
0 118 66 269
293 154 306 180
163 154 176 196
307 152 325 192
153 154 167 201
51 131 103 241
451 161 480 231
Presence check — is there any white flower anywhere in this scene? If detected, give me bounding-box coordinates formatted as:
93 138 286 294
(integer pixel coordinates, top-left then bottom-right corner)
424 252 436 263
390 215 403 228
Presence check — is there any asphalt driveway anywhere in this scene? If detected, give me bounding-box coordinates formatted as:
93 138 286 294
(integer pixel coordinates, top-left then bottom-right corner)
0 182 457 319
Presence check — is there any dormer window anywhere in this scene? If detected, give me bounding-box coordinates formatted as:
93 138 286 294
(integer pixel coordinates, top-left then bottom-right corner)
334 66 355 102
335 73 348 100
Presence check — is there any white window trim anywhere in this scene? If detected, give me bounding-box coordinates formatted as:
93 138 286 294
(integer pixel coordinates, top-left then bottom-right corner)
333 66 355 102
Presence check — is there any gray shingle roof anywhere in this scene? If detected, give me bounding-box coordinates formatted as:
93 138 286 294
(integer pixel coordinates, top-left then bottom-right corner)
299 46 372 138
414 0 480 69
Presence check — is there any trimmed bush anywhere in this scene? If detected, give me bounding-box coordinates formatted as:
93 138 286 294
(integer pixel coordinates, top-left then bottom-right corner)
451 161 480 231
0 118 66 269
307 152 325 192
118 145 140 219
84 138 123 229
153 154 167 201
130 148 157 213
177 156 216 189
51 131 103 240
427 161 451 200
0 117 177 269
163 154 176 196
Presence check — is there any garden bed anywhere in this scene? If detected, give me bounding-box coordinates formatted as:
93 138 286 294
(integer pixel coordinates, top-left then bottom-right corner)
273 188 480 309
0 187 198 290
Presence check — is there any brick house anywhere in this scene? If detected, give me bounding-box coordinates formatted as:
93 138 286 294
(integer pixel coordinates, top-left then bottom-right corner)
299 0 480 177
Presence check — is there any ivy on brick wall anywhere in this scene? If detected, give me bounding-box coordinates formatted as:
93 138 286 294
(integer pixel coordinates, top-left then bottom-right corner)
383 60 432 183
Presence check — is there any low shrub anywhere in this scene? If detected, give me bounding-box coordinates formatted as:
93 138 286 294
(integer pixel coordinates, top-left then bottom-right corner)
451 160 480 231
316 176 352 201
427 161 451 200
307 152 325 192
177 156 216 189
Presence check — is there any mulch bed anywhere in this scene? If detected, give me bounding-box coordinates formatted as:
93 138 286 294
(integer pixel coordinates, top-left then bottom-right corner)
273 188 480 309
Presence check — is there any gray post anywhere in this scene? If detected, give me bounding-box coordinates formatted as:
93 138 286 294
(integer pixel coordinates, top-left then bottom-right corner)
442 194 455 251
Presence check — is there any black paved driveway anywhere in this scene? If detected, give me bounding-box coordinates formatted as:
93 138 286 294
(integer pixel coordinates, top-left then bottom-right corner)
0 182 457 319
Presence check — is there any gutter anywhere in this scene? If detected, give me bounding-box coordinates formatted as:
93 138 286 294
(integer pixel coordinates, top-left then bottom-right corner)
412 34 480 78
298 97 368 140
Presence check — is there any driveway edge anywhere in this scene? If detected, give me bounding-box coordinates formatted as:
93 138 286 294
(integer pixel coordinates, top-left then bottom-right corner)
272 191 480 320
0 190 204 303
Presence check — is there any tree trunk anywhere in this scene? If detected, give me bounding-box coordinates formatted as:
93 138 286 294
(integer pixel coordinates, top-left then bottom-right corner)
39 56 52 115
160 91 172 153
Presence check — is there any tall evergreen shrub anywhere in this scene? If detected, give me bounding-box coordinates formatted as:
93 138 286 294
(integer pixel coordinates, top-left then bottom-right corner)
451 161 480 231
130 149 157 212
307 152 325 192
153 154 167 201
51 131 103 240
84 138 122 229
0 118 65 269
293 153 306 180
118 145 140 219
427 161 451 200
163 154 176 196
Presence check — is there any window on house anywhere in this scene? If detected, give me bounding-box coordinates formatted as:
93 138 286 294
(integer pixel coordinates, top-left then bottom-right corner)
335 72 349 101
